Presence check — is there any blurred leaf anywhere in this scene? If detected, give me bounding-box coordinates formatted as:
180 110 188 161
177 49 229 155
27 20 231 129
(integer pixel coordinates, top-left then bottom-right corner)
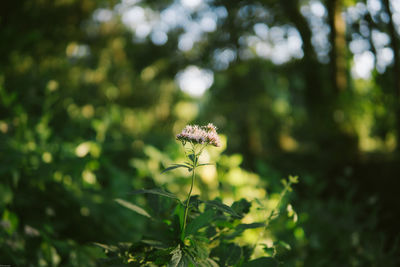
236 222 265 230
277 240 291 251
132 188 181 202
262 246 276 257
205 200 241 218
115 199 151 218
214 243 242 266
162 164 192 174
186 209 215 236
188 154 196 164
289 175 299 184
231 199 251 217
93 242 118 253
141 239 167 249
198 163 213 167
174 203 185 232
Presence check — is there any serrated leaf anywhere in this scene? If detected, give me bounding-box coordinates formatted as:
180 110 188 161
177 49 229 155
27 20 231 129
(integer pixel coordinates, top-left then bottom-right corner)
131 188 181 202
186 209 215 236
168 245 188 267
162 164 191 174
242 257 278 267
115 198 151 218
205 200 241 218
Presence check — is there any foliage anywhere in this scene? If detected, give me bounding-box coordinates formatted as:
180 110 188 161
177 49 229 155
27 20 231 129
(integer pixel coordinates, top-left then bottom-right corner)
1 0 400 265
99 126 299 266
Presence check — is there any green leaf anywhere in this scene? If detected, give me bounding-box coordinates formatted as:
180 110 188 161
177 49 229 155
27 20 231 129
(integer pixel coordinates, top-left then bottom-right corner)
93 242 118 252
236 222 265 230
186 209 215 236
278 240 291 250
198 163 213 167
223 243 242 266
205 200 241 218
231 199 251 217
262 246 276 257
115 198 151 218
168 245 188 267
242 257 278 267
174 203 185 232
288 175 299 184
188 153 197 164
131 188 181 202
162 164 191 174
141 239 167 249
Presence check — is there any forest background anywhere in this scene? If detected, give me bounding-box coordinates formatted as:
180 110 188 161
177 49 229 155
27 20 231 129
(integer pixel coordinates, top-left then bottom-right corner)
1 0 400 265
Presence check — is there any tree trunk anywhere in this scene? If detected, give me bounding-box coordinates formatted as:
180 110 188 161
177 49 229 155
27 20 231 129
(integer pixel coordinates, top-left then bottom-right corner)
327 0 347 92
382 0 400 152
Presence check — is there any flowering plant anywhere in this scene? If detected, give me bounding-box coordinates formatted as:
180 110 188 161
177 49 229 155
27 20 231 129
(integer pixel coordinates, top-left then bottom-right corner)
98 124 298 266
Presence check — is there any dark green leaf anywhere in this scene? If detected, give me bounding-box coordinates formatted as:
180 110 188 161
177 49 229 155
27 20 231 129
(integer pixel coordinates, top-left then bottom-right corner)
186 209 215 236
114 198 151 218
198 163 213 167
205 200 241 218
131 188 181 202
188 154 196 164
277 240 291 250
231 199 251 217
236 222 265 230
242 257 279 267
162 164 191 174
215 243 242 266
174 203 185 232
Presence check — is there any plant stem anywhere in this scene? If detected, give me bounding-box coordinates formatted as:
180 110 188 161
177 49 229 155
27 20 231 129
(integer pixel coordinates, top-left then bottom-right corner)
182 165 196 240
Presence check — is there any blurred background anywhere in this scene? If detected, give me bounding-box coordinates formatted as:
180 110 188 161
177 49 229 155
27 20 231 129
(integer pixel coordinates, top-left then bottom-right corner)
1 0 400 265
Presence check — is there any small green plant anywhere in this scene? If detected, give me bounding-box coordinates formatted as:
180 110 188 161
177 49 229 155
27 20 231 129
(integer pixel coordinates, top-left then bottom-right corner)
98 124 298 266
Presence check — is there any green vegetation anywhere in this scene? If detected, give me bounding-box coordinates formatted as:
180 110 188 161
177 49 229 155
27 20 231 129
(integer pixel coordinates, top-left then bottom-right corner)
1 0 400 266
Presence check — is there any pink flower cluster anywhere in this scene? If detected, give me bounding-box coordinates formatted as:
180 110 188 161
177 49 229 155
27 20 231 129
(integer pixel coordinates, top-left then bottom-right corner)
176 123 221 147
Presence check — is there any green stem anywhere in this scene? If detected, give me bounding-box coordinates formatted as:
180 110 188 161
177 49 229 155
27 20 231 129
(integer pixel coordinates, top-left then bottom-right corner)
182 165 196 240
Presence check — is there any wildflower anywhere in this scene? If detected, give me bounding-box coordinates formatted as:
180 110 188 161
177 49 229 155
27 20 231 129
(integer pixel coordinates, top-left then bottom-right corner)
176 123 221 147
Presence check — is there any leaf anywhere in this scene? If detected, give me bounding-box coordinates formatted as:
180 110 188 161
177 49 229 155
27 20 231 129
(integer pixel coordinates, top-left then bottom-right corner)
131 188 181 202
186 209 215 236
198 163 214 167
115 198 151 218
174 203 185 232
236 222 265 230
288 175 299 184
205 200 241 218
161 164 191 174
262 246 276 257
278 240 291 250
141 239 167 249
231 199 251 217
168 245 188 267
224 243 242 266
93 242 118 252
242 257 279 267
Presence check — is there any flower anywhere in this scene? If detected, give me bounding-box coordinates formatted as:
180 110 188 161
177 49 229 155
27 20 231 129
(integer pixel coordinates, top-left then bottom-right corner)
176 123 221 147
